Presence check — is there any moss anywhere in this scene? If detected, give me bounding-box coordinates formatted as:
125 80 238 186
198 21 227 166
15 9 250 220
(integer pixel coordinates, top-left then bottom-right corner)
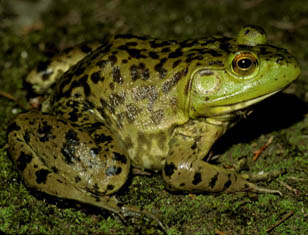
0 0 307 234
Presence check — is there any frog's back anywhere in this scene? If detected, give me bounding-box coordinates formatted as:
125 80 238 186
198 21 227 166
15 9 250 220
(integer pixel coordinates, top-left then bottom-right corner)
46 34 233 129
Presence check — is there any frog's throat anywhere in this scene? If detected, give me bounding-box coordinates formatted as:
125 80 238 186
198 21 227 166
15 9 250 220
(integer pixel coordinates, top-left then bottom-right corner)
209 89 281 116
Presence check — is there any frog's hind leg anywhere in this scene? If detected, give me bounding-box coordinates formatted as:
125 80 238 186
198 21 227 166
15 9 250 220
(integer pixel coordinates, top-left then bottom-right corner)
7 111 167 231
10 144 124 216
7 111 130 214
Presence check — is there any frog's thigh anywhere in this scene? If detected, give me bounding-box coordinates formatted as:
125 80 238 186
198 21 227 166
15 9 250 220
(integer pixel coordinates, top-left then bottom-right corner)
162 137 252 193
7 112 130 199
10 140 123 214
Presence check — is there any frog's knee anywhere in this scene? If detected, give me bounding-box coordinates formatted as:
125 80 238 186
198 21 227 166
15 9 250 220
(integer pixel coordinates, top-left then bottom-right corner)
87 152 131 195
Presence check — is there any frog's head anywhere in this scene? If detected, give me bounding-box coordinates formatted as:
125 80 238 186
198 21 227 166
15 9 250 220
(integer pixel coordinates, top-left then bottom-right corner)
188 25 300 119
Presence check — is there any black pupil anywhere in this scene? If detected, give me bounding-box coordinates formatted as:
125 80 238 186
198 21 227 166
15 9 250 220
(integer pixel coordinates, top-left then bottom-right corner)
238 58 252 69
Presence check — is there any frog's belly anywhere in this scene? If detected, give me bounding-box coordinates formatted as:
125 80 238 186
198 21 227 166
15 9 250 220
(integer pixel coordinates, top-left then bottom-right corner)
127 139 169 170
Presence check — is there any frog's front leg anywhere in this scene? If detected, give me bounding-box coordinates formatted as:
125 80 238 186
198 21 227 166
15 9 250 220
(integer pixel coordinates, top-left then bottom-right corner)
7 111 130 215
163 119 281 195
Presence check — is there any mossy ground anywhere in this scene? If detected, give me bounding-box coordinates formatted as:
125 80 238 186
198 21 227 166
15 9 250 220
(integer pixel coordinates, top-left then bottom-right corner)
0 0 307 234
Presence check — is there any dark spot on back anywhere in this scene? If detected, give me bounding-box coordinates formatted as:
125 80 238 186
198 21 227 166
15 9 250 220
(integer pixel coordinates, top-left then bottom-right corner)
150 40 173 48
206 49 222 57
117 43 147 59
192 172 202 185
90 71 100 84
90 148 100 157
113 152 127 164
16 152 33 171
37 60 50 72
38 121 53 142
79 74 91 97
172 59 182 68
223 180 232 190
191 142 197 150
75 176 81 183
154 58 168 79
61 129 80 164
80 44 92 53
51 166 59 173
209 173 219 188
108 55 118 66
94 133 113 144
109 82 114 90
67 108 79 122
149 51 159 59
162 67 188 93
161 47 171 53
168 48 183 58
35 169 50 184
96 60 108 69
7 121 21 134
75 64 86 76
107 184 115 191
23 130 30 143
179 39 198 48
164 162 177 177
130 63 150 81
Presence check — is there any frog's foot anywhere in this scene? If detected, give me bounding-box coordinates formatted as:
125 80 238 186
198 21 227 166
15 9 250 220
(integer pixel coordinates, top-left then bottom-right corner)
244 182 282 196
223 158 284 195
238 169 285 196
120 205 167 233
240 168 287 182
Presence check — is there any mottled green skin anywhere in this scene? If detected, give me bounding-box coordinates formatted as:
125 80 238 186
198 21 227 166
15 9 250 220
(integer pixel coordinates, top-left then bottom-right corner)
7 26 300 219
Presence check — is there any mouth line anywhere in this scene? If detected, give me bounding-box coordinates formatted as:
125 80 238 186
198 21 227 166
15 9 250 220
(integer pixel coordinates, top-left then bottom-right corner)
210 89 282 115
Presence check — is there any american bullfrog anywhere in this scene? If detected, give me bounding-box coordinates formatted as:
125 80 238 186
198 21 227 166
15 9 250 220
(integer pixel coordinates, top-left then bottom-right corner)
7 25 300 227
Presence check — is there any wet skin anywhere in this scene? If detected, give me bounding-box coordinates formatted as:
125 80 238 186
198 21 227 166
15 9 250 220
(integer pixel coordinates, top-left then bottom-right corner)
8 25 300 224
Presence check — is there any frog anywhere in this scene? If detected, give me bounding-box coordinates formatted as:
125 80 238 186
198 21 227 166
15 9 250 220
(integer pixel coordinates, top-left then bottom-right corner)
7 25 300 228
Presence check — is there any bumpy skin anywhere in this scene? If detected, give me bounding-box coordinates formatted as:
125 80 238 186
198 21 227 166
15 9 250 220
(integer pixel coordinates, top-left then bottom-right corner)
8 25 300 219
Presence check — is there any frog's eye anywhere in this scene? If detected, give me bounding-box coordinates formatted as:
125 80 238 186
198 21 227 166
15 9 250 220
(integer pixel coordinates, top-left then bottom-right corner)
232 52 257 76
